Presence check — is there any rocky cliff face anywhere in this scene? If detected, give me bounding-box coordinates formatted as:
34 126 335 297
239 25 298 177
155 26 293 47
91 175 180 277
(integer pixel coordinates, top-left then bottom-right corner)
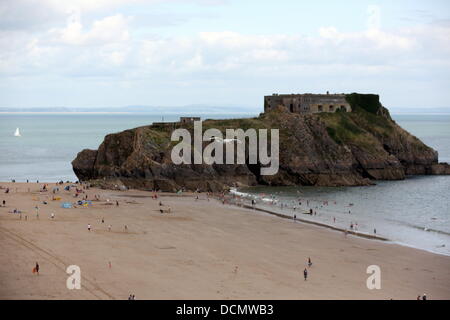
72 94 450 191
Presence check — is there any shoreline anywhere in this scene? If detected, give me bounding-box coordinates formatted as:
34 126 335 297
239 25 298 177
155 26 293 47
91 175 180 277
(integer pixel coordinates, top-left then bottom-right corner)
229 188 450 258
234 202 450 257
1 181 447 257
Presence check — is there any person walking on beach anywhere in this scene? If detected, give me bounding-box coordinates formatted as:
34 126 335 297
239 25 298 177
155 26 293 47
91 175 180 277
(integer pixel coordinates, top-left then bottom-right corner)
50 213 55 219
303 268 308 281
2 200 5 207
308 257 312 268
87 224 91 231
34 262 39 275
108 225 112 231
101 217 104 224
116 200 119 206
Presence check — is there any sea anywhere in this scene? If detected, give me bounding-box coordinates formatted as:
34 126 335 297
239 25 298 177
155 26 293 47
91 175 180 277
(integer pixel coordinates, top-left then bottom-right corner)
0 112 449 255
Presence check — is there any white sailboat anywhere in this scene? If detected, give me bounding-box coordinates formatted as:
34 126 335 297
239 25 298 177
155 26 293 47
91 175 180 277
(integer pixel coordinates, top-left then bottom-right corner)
14 128 21 137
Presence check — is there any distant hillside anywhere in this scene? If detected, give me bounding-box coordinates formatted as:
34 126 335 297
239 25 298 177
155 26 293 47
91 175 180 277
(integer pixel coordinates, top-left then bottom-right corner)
0 105 260 115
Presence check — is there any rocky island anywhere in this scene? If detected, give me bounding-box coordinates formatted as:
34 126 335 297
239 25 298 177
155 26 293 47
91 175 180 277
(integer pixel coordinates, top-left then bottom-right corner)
72 93 450 192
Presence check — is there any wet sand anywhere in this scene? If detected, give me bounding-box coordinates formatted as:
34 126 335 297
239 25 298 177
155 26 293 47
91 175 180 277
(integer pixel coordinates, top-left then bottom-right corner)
0 182 449 300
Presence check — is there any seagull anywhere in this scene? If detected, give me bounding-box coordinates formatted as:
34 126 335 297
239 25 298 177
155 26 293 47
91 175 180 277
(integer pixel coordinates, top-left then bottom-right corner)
209 136 242 144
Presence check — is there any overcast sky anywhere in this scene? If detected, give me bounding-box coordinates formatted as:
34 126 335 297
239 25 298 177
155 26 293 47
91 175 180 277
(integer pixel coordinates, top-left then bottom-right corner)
1 0 449 109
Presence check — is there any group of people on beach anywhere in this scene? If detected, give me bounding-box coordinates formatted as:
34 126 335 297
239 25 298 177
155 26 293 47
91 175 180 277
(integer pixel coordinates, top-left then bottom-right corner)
303 257 313 281
227 191 382 237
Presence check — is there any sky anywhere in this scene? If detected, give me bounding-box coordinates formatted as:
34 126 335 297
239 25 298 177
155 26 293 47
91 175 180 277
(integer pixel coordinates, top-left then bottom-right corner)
0 0 450 109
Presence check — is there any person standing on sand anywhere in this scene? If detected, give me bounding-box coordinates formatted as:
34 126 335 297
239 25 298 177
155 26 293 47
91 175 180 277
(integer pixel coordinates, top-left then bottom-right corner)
88 224 91 231
308 257 312 268
303 268 308 281
422 294 427 300
51 213 54 219
108 225 112 231
2 200 5 207
101 218 104 224
116 200 119 206
35 262 39 275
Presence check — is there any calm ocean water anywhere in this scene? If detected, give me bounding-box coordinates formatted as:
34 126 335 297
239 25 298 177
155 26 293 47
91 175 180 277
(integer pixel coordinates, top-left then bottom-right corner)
0 112 449 255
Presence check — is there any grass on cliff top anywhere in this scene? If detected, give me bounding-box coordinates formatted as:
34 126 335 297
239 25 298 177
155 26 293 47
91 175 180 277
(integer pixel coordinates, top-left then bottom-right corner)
345 93 381 114
142 128 171 146
319 111 383 153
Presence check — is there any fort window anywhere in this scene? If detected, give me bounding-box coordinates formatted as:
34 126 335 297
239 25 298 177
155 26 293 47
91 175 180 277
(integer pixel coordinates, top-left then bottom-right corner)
329 105 334 112
290 103 294 112
318 105 323 112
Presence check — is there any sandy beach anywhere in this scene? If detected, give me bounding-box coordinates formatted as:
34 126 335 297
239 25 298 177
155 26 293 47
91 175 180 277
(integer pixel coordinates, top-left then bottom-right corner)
0 182 449 300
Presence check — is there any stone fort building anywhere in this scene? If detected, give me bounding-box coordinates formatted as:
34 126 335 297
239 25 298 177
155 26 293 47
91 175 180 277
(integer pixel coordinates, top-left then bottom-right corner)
264 92 352 114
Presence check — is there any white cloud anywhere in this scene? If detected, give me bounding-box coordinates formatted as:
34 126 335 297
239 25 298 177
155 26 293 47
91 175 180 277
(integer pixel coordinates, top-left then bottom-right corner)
51 12 130 46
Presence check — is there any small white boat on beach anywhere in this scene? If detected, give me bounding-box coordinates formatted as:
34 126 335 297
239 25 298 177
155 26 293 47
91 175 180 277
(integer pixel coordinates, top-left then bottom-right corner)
14 128 21 137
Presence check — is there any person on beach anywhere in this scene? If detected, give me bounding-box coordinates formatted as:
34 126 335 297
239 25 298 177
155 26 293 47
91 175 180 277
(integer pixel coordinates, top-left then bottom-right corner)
108 225 112 231
422 294 427 300
87 224 91 231
308 257 312 268
124 225 128 232
116 200 119 206
294 214 296 221
35 262 39 275
50 213 54 219
374 228 377 234
303 268 308 281
101 218 104 224
2 200 5 206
